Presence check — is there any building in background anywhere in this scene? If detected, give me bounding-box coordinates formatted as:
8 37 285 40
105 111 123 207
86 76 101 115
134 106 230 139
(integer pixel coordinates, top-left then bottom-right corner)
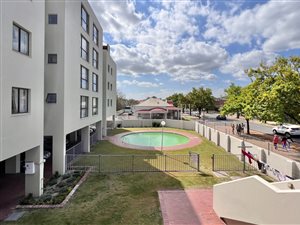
133 97 181 119
102 45 117 135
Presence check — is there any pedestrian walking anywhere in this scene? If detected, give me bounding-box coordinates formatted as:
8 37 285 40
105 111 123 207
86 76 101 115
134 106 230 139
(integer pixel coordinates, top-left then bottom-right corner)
281 136 287 151
231 124 235 134
241 123 245 134
236 124 241 136
273 134 279 150
287 136 294 151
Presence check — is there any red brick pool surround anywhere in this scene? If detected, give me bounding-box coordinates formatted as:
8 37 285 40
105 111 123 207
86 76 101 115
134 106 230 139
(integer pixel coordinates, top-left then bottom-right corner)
108 129 202 151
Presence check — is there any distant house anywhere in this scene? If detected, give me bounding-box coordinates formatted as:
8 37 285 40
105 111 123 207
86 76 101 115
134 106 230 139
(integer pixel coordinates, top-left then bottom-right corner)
214 97 226 110
133 97 181 119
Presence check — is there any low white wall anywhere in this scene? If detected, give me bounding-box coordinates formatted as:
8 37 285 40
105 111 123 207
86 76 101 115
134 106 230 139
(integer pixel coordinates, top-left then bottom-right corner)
219 132 229 151
214 175 300 225
210 129 219 146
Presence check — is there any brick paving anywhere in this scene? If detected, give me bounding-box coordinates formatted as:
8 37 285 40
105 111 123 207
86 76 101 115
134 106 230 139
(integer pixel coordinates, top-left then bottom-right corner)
158 189 225 225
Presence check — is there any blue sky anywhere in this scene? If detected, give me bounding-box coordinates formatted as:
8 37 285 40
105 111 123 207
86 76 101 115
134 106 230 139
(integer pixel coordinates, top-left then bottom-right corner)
90 0 300 100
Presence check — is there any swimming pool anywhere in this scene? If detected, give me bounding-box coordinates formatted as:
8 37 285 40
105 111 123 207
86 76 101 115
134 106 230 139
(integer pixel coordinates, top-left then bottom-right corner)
121 132 189 147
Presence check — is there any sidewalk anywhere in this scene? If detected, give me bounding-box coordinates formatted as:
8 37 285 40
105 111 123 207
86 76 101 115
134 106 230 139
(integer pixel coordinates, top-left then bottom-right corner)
205 122 300 162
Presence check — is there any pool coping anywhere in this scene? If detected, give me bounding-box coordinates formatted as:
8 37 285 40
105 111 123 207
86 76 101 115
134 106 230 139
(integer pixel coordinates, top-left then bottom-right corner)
107 129 202 151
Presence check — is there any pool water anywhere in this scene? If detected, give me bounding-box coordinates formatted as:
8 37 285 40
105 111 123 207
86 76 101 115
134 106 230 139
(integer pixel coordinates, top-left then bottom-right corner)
121 132 189 147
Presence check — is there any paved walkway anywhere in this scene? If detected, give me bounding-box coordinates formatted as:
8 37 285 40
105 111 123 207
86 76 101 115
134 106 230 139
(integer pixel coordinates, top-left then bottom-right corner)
158 189 225 225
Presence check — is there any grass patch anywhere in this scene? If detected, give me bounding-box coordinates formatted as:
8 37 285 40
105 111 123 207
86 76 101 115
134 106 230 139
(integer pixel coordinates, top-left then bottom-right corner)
2 128 270 225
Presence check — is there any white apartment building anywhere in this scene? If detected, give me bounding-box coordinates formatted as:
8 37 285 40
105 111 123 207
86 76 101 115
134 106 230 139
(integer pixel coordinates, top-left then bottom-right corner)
0 0 117 198
102 45 117 135
0 0 45 196
44 0 106 175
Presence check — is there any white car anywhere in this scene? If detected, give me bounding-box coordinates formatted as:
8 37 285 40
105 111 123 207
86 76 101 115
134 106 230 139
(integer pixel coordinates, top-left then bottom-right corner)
272 124 300 137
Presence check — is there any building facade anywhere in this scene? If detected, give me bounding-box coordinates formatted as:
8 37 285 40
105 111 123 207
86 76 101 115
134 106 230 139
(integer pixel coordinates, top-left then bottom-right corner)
0 0 45 196
44 0 105 174
102 45 117 135
0 0 117 197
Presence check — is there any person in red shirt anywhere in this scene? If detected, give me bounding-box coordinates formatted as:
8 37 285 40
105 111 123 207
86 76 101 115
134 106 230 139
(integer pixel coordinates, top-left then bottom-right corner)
273 134 279 150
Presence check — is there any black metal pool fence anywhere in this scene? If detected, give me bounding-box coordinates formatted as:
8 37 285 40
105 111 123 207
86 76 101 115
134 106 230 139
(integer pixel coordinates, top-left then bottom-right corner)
66 151 200 173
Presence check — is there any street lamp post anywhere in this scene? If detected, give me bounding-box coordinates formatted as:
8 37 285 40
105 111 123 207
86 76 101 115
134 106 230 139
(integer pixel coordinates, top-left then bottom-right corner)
161 121 166 151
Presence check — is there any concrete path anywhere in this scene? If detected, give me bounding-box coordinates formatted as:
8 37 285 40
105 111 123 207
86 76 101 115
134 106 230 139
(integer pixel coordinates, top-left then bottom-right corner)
158 189 225 225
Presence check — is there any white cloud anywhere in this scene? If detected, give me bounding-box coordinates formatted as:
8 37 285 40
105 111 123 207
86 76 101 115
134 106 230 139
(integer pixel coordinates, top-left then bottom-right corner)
120 79 162 88
204 0 300 51
220 50 278 79
91 1 227 82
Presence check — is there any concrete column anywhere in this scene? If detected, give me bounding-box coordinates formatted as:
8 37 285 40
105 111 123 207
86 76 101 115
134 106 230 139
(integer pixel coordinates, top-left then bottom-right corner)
216 131 220 146
5 155 20 174
226 135 231 152
82 126 90 153
52 133 66 175
96 121 102 141
112 115 116 128
102 118 107 137
25 146 44 197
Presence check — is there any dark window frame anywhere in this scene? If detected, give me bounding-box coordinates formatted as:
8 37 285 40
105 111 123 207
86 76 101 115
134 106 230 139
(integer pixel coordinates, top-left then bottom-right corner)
48 54 57 64
92 73 98 92
110 83 112 91
93 24 99 45
110 99 112 107
107 99 109 107
92 48 98 69
107 82 110 90
80 96 89 118
12 87 29 114
80 65 89 90
81 35 89 61
92 97 98 115
12 24 29 55
81 5 89 33
46 93 57 103
48 14 58 24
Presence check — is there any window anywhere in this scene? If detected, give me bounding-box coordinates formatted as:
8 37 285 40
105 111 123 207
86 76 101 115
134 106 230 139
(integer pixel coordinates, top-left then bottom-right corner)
46 93 57 103
110 99 112 107
13 24 29 55
48 14 58 24
92 49 98 69
92 73 98 92
111 68 113 75
81 6 89 33
48 54 57 64
81 66 89 90
80 96 88 118
108 65 110 73
110 83 112 90
92 97 98 115
107 82 110 90
81 35 89 61
107 99 109 107
93 24 98 45
12 87 29 114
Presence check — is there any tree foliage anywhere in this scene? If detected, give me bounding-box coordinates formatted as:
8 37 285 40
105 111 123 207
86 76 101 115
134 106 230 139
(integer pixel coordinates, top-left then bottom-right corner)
246 56 300 124
188 87 215 115
221 83 243 118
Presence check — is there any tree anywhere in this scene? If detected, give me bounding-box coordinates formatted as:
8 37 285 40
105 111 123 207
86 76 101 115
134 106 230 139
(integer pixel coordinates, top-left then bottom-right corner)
117 91 127 111
221 83 243 118
167 93 186 112
188 87 215 115
246 56 300 124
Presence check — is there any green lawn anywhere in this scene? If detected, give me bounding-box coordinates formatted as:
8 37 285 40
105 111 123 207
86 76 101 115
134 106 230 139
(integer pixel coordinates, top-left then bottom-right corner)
2 128 268 225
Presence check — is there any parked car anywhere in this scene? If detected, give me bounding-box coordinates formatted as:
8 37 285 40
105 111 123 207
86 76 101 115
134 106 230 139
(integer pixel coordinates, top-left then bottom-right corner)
272 124 300 137
216 115 226 120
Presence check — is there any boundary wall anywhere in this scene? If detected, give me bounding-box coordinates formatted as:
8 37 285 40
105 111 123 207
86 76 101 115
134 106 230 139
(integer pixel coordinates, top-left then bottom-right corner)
118 119 300 179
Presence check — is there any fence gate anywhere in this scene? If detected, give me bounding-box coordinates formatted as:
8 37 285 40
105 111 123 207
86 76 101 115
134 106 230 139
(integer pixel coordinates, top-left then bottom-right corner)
212 154 258 172
66 152 200 173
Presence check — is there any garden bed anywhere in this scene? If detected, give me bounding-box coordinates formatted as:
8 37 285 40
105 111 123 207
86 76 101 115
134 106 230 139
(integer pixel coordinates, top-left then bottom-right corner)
17 169 90 209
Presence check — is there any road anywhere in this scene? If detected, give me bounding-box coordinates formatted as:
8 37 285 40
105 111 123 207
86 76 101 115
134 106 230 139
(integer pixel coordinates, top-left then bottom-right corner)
201 113 300 143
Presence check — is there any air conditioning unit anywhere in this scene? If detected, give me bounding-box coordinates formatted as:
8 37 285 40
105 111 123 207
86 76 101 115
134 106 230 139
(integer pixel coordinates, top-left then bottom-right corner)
25 162 35 174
